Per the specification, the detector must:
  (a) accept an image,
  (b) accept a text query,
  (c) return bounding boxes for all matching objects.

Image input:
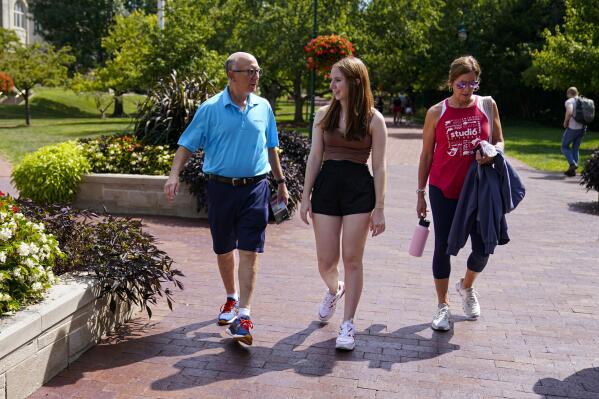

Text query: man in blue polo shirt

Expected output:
[164,52,288,345]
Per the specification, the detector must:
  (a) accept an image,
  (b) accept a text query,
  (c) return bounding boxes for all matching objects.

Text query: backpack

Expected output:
[573,97,595,124]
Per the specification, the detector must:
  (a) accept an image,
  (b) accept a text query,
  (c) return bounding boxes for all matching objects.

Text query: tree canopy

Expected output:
[531,0,599,94]
[0,42,74,125]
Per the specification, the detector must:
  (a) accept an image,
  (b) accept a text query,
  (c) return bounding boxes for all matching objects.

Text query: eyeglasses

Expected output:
[231,68,262,77]
[454,80,479,90]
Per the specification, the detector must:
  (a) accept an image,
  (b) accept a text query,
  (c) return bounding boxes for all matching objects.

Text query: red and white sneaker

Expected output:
[318,281,345,322]
[218,297,238,325]
[335,320,356,351]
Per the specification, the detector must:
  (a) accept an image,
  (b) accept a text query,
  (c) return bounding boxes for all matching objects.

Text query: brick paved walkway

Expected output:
[0,157,16,197]
[18,120,599,398]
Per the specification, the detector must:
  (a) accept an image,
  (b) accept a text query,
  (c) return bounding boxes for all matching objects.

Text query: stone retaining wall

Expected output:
[74,173,205,219]
[0,276,136,399]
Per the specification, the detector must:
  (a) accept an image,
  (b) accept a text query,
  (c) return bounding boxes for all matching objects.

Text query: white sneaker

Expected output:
[318,281,345,322]
[335,320,355,350]
[431,303,452,331]
[456,278,480,319]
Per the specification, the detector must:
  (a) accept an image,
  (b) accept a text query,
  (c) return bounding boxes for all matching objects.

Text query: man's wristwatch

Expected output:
[275,178,286,185]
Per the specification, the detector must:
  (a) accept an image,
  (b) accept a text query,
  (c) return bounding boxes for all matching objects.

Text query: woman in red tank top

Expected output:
[416,56,505,332]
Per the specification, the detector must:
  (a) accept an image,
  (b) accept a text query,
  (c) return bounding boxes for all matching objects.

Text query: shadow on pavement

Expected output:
[45,318,461,392]
[568,201,599,216]
[533,367,599,398]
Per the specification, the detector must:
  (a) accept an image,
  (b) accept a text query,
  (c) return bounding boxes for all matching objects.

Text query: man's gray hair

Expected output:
[224,58,236,73]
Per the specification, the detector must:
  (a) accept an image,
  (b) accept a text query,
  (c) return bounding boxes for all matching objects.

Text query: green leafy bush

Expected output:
[134,70,217,147]
[78,134,174,175]
[580,147,599,196]
[17,201,184,317]
[0,193,62,316]
[11,141,90,204]
[179,130,310,219]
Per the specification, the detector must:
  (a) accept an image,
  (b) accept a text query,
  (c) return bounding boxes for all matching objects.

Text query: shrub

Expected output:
[78,134,174,175]
[134,70,217,148]
[0,193,62,316]
[580,147,599,197]
[11,142,91,204]
[16,201,184,317]
[179,130,310,219]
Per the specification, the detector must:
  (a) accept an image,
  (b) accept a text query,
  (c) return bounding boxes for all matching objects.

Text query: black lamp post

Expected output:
[308,0,317,138]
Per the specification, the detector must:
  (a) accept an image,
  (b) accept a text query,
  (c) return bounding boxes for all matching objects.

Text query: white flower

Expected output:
[17,242,30,257]
[47,271,55,282]
[14,213,24,220]
[0,293,11,301]
[37,265,45,274]
[8,221,17,232]
[33,223,45,232]
[24,258,36,268]
[12,268,21,277]
[29,243,39,255]
[31,282,43,291]
[40,234,48,244]
[0,227,12,241]
[0,251,6,263]
[0,212,7,221]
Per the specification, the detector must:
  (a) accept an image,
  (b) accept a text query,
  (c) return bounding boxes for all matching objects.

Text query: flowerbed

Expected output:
[0,193,61,316]
[78,134,174,175]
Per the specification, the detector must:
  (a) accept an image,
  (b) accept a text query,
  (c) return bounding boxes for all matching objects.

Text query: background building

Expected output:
[1,0,42,44]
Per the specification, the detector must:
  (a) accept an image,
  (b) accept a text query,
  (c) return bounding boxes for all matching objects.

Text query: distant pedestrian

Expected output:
[393,96,403,125]
[416,55,505,332]
[164,52,288,345]
[300,57,387,351]
[561,87,586,177]
[375,95,385,114]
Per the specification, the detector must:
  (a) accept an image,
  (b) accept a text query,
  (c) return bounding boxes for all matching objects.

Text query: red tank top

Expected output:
[429,95,491,199]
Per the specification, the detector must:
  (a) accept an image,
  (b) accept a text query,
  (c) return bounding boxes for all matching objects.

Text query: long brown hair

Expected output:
[319,57,374,141]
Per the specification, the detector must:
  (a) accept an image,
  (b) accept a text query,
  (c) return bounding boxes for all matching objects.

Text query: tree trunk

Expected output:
[24,88,30,126]
[262,82,281,114]
[112,94,124,117]
[293,74,304,124]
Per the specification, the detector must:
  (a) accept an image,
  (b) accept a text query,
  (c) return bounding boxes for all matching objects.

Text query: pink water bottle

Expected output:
[409,218,430,257]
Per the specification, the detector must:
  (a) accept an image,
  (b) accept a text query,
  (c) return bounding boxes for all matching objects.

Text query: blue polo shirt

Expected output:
[178,87,279,178]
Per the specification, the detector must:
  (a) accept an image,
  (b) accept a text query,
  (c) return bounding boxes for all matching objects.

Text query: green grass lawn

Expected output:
[503,121,599,172]
[275,99,311,136]
[0,88,143,163]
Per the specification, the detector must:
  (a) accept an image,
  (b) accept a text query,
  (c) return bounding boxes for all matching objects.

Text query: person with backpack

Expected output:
[562,87,594,177]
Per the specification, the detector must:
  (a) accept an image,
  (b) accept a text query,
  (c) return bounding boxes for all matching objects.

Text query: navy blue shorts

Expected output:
[311,160,375,216]
[205,179,270,255]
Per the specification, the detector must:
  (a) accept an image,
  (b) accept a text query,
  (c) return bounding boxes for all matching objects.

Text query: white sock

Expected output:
[227,293,239,301]
[238,307,250,318]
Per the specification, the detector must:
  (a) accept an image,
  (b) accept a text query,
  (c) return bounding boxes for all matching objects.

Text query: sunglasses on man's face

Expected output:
[454,80,479,90]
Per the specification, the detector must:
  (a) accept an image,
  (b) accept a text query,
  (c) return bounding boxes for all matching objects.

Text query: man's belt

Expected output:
[208,174,267,187]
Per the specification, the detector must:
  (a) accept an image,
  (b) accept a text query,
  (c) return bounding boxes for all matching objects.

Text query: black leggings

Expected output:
[429,185,489,279]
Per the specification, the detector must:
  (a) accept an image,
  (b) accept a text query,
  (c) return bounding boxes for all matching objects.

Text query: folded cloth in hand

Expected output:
[478,140,498,158]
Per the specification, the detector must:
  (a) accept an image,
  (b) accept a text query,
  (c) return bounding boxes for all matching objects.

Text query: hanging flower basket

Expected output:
[0,72,14,95]
[304,35,354,76]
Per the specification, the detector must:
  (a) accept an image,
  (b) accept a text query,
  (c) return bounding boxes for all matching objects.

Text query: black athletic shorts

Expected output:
[311,160,376,216]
